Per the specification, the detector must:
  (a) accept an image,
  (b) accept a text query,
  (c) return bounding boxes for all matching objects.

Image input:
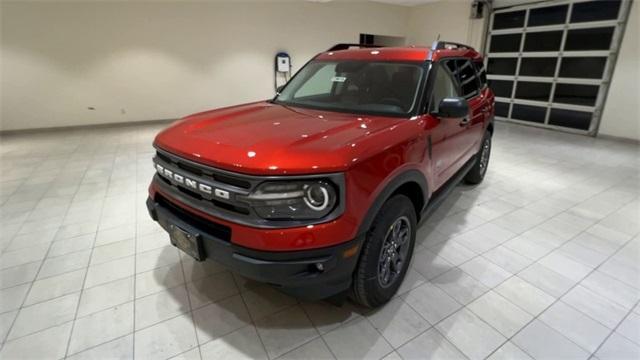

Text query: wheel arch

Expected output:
[356,169,429,237]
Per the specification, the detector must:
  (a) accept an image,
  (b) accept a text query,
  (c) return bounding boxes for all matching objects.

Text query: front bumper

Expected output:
[146,196,363,300]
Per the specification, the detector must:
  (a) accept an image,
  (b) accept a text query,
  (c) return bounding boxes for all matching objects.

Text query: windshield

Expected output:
[274,60,425,116]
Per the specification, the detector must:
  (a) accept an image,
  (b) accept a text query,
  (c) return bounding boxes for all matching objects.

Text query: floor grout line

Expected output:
[396,180,638,359]
[481,221,640,359]
[235,277,281,360]
[0,146,99,352]
[590,298,640,357]
[62,146,115,359]
[176,244,202,360]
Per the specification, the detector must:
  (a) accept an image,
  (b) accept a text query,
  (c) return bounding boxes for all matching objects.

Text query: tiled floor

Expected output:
[0,121,639,360]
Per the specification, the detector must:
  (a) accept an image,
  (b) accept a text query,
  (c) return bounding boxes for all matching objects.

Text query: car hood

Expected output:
[154,101,411,175]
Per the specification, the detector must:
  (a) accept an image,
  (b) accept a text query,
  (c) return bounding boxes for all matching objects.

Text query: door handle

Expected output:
[459,117,470,127]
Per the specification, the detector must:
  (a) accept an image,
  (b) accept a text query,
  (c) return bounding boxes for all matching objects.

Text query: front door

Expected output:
[427,61,471,189]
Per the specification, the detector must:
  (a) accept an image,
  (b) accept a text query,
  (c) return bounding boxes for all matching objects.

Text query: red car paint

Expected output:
[150,46,494,252]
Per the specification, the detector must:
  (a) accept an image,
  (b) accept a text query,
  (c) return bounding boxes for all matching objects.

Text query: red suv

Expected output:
[147,41,494,307]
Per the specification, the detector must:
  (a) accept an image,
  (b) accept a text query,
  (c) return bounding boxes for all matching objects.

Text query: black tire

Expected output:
[351,195,417,308]
[465,130,492,185]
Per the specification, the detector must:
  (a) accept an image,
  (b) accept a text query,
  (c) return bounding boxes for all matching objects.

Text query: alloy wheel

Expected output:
[377,216,411,288]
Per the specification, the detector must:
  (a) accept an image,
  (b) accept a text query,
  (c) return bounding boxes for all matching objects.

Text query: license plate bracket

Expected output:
[169,224,204,261]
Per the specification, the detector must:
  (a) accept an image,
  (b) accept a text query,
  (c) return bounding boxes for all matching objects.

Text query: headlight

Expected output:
[243,180,338,220]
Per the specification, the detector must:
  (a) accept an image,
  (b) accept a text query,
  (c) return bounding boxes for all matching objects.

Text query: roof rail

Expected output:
[430,40,474,51]
[327,43,383,51]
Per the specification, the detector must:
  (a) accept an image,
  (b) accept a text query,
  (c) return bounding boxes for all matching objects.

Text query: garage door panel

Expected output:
[528,4,569,26]
[490,33,523,52]
[558,57,607,79]
[553,83,599,106]
[519,58,558,77]
[570,0,622,23]
[548,109,593,130]
[523,31,564,52]
[564,27,615,51]
[485,0,631,135]
[493,10,527,29]
[515,82,553,102]
[512,104,548,124]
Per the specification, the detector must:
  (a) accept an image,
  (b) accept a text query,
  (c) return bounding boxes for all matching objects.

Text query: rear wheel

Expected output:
[465,130,492,184]
[351,195,417,307]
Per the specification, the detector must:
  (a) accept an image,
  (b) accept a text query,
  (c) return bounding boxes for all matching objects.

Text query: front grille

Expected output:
[157,175,251,216]
[154,148,258,218]
[213,173,251,189]
[157,150,251,189]
[155,151,172,164]
[156,194,231,242]
[177,162,204,177]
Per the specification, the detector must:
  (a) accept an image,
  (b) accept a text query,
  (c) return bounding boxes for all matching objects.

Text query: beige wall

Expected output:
[599,0,639,141]
[6,0,634,140]
[0,1,410,131]
[407,0,486,51]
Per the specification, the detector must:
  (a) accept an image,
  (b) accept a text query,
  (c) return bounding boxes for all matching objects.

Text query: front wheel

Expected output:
[351,195,417,308]
[465,130,492,184]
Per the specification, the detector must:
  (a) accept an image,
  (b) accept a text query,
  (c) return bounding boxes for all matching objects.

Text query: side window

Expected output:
[429,63,460,113]
[445,61,457,73]
[456,60,481,98]
[473,61,487,88]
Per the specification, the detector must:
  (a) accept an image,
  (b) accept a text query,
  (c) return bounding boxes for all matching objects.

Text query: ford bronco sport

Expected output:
[147,41,494,307]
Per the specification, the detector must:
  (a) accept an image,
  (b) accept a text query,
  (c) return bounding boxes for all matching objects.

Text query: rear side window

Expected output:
[473,61,487,88]
[443,59,481,99]
[456,60,481,98]
[429,63,460,113]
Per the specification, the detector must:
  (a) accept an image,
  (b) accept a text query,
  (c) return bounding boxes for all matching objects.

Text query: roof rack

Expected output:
[431,40,474,51]
[327,43,383,51]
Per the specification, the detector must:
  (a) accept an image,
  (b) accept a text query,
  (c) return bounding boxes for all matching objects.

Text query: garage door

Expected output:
[485,0,632,135]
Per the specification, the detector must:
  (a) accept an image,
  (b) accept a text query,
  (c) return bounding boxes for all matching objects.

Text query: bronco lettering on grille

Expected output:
[155,163,229,199]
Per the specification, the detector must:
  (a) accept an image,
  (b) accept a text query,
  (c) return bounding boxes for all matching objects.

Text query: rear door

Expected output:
[473,60,494,124]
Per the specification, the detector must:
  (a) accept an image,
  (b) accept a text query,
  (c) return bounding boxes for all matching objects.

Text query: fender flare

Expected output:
[356,169,429,236]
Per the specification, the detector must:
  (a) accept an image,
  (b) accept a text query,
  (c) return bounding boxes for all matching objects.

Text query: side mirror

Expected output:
[434,97,469,118]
